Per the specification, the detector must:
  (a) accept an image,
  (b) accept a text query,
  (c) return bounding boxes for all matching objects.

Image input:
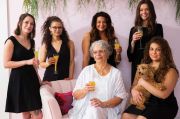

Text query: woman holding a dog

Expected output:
[122,37,178,119]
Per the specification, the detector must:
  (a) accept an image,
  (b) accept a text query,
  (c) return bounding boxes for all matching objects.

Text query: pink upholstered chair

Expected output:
[40,80,76,119]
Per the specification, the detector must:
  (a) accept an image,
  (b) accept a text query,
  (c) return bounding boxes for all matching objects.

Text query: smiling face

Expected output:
[92,44,108,63]
[49,21,63,37]
[140,3,150,22]
[149,43,161,62]
[21,16,34,35]
[96,16,107,32]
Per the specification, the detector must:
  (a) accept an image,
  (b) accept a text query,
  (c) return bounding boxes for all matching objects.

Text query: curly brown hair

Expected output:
[41,16,69,50]
[141,37,178,82]
[90,11,116,45]
[135,0,156,35]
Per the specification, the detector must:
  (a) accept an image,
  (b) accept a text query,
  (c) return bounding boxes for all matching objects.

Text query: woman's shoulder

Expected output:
[168,67,179,75]
[68,39,74,46]
[83,32,91,39]
[155,23,163,28]
[5,35,16,44]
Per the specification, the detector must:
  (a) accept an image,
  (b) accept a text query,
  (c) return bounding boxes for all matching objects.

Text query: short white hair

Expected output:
[89,40,112,58]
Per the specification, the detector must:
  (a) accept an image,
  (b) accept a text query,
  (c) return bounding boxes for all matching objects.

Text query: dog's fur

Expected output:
[130,64,166,110]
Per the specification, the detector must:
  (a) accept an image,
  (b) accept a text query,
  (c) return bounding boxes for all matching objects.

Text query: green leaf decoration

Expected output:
[22,0,180,23]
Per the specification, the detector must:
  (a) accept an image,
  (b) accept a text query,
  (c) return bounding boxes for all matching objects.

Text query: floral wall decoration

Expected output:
[23,0,180,23]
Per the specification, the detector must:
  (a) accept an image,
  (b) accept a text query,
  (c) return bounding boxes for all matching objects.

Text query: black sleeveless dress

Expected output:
[88,39,116,67]
[43,40,70,81]
[124,92,178,119]
[5,36,42,113]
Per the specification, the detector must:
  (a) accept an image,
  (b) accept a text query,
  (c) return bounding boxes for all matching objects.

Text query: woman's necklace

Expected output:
[94,63,108,76]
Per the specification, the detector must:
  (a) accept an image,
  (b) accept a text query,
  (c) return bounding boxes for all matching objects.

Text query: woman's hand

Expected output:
[47,57,55,65]
[131,87,143,105]
[41,81,52,87]
[26,58,39,67]
[84,83,95,92]
[64,77,74,80]
[90,98,104,107]
[132,32,143,42]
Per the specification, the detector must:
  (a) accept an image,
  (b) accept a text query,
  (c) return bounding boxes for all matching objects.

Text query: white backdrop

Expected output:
[1,0,180,119]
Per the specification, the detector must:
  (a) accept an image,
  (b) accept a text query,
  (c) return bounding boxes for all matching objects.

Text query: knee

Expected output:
[121,112,131,119]
[31,110,43,119]
[22,112,31,119]
[136,115,147,119]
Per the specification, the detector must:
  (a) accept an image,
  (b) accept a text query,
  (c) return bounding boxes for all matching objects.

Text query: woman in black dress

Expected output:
[82,11,122,68]
[3,13,42,119]
[127,0,163,84]
[39,16,75,81]
[122,37,178,119]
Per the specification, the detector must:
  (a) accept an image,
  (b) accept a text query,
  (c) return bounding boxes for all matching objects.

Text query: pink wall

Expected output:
[2,0,180,118]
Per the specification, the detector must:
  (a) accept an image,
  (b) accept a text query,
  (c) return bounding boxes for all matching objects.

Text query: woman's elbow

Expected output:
[3,62,10,68]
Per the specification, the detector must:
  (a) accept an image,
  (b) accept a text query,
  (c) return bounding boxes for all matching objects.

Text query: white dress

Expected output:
[68,64,127,119]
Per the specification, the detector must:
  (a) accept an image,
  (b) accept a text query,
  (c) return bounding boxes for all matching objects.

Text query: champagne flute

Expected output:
[53,54,59,74]
[137,26,144,49]
[114,39,121,62]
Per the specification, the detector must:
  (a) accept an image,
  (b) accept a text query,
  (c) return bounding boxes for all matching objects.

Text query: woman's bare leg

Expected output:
[136,115,147,119]
[30,110,43,119]
[22,112,31,119]
[121,112,137,119]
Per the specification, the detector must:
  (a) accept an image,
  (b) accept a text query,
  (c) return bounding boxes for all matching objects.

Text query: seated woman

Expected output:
[69,40,127,119]
[122,37,179,119]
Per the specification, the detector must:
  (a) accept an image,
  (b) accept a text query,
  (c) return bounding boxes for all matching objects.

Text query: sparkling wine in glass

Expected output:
[53,54,59,74]
[89,81,96,91]
[114,39,121,63]
[137,26,144,49]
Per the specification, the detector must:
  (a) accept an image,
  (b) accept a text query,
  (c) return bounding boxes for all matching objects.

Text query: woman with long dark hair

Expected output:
[39,16,75,81]
[82,11,122,68]
[127,0,163,84]
[123,37,178,119]
[3,13,43,119]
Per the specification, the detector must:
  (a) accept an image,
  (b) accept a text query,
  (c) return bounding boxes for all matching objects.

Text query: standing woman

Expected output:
[3,13,42,119]
[39,16,75,81]
[127,0,163,84]
[82,11,122,68]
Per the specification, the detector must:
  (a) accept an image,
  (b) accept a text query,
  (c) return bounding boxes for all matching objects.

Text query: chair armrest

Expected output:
[40,85,63,119]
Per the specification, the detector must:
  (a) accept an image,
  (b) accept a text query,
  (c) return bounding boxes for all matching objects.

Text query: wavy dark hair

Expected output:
[141,37,179,82]
[41,16,69,50]
[90,11,116,45]
[135,0,156,35]
[14,13,36,39]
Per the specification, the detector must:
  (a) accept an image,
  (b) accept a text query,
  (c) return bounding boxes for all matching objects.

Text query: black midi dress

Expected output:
[5,36,42,113]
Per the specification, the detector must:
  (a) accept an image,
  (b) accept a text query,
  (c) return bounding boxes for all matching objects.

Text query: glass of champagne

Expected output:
[53,54,59,74]
[34,50,39,59]
[137,26,144,49]
[89,81,96,91]
[114,39,121,62]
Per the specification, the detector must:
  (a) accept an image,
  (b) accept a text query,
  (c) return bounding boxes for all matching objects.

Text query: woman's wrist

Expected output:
[131,40,135,47]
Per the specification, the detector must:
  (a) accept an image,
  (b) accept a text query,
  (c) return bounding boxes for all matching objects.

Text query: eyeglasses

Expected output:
[93,50,105,55]
[51,26,62,30]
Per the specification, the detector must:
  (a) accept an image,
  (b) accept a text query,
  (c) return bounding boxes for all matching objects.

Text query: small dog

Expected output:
[130,64,166,110]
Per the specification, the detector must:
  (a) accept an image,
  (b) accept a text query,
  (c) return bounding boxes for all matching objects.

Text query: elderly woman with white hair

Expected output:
[68,40,127,119]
